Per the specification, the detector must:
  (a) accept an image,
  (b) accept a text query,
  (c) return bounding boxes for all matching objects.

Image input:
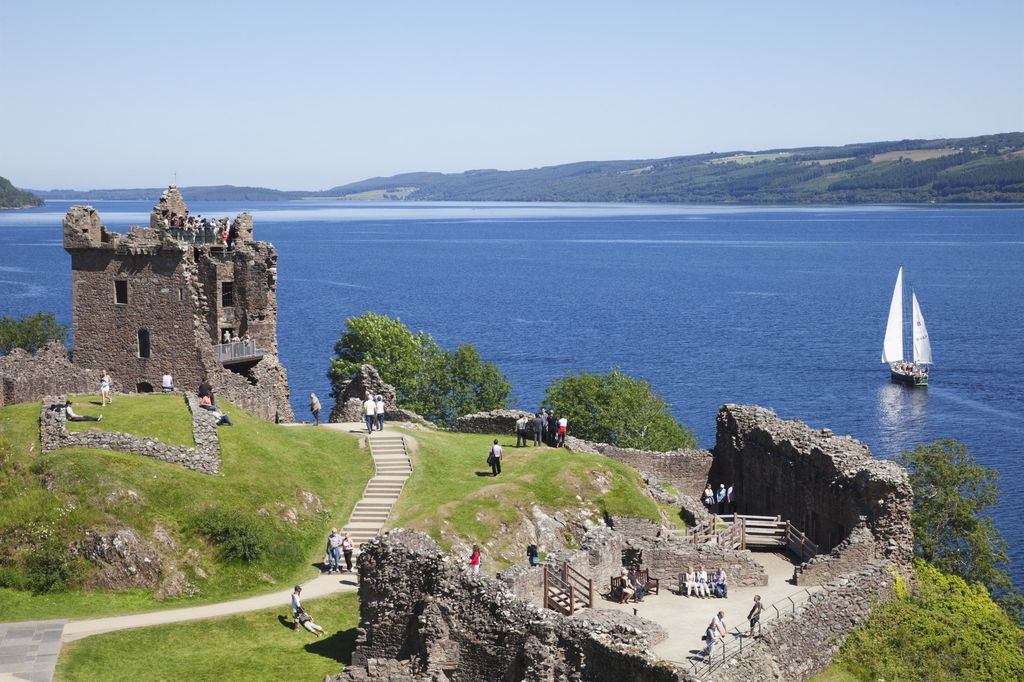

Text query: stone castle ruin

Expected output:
[340,405,913,681]
[58,186,292,421]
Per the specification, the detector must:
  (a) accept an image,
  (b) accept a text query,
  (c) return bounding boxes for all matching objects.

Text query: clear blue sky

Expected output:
[2,1,1021,190]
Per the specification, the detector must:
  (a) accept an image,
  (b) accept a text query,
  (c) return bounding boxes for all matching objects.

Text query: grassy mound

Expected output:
[0,398,373,620]
[55,592,360,681]
[64,392,195,447]
[388,429,660,568]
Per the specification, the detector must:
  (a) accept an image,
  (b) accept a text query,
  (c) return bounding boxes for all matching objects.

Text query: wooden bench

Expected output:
[609,569,660,602]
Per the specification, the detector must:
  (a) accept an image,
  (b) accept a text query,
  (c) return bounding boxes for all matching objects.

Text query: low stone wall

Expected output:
[564,436,713,500]
[712,404,913,574]
[794,522,879,586]
[644,544,768,588]
[0,342,105,407]
[40,393,221,475]
[335,529,685,682]
[451,408,536,435]
[713,562,897,682]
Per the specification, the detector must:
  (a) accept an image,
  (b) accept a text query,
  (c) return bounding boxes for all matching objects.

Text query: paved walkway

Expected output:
[591,551,815,667]
[0,620,64,682]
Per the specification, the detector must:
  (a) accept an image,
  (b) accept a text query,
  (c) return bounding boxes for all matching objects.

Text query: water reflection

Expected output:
[876,383,930,456]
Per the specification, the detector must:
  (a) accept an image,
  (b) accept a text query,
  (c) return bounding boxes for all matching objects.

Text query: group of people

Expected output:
[162,214,238,249]
[682,566,728,598]
[362,393,386,433]
[198,377,232,426]
[64,370,116,422]
[702,596,763,661]
[514,408,568,448]
[221,330,250,345]
[703,483,736,516]
[324,528,355,574]
[616,567,650,603]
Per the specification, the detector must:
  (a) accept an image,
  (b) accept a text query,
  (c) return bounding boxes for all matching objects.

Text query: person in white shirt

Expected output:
[290,585,324,636]
[696,566,710,598]
[161,373,174,392]
[557,416,568,447]
[363,396,376,434]
[374,394,385,431]
[65,400,101,422]
[684,566,699,597]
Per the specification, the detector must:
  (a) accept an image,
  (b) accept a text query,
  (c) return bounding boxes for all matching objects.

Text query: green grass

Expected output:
[65,392,195,446]
[389,429,659,568]
[0,399,373,620]
[54,592,359,682]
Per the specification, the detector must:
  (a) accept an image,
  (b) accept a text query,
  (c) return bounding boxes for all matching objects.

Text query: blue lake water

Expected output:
[2,200,1023,583]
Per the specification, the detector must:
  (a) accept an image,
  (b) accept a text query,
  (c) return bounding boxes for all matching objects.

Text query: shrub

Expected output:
[193,510,267,564]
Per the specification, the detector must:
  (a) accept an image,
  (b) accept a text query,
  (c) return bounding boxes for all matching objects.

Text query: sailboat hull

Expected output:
[890,367,928,387]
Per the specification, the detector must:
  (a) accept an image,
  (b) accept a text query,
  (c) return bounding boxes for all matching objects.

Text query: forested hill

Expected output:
[32,185,302,202]
[325,132,1024,204]
[0,176,44,209]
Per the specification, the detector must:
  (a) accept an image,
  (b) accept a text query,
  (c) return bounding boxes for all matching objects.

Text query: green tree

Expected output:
[0,312,67,355]
[327,313,511,426]
[543,370,696,451]
[327,313,432,402]
[897,439,1023,621]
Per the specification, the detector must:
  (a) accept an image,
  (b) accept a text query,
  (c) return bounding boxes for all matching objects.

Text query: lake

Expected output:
[2,200,1023,583]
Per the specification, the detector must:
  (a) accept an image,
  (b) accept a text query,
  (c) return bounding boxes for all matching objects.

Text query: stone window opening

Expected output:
[137,382,153,393]
[221,281,235,307]
[114,280,128,305]
[137,329,151,358]
[178,288,184,301]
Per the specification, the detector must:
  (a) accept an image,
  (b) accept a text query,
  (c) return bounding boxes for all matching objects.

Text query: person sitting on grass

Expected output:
[65,400,101,422]
[209,407,232,426]
[290,585,325,637]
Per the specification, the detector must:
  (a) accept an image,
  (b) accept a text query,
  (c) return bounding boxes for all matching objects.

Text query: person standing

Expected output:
[557,415,567,447]
[532,412,544,446]
[704,621,720,661]
[703,485,715,512]
[325,528,342,574]
[747,595,763,637]
[716,484,727,515]
[546,411,557,446]
[99,371,112,406]
[488,439,503,476]
[362,394,376,434]
[527,543,540,567]
[468,545,481,575]
[713,610,727,637]
[726,483,736,514]
[341,533,354,572]
[310,392,322,426]
[539,408,548,445]
[374,394,385,431]
[515,415,528,447]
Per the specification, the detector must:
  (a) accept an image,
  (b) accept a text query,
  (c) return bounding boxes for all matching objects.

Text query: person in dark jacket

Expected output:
[532,413,545,446]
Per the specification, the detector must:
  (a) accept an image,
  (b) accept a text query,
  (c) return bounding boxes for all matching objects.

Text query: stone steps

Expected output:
[340,432,413,552]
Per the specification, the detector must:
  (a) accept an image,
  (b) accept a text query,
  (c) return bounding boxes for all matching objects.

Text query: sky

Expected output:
[1,1,1021,190]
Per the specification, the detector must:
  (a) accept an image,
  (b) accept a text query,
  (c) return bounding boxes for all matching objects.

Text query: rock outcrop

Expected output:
[328,364,397,423]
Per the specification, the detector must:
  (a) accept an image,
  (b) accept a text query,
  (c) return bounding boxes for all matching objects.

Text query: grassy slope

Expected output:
[0,399,373,620]
[388,429,659,568]
[55,592,360,682]
[64,392,195,447]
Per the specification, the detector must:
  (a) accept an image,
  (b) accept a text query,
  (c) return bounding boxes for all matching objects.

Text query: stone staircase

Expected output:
[341,432,413,548]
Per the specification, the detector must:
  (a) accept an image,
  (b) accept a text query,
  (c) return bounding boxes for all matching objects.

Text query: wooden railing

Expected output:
[543,562,593,616]
[784,522,818,561]
[687,514,817,562]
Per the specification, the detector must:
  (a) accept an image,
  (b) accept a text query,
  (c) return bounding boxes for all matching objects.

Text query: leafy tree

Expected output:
[327,313,510,426]
[897,439,1024,621]
[543,370,696,451]
[327,312,431,402]
[0,312,67,355]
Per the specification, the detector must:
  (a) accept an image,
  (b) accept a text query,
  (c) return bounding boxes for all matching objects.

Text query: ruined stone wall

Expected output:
[712,405,913,576]
[0,343,103,406]
[713,562,897,682]
[336,529,685,682]
[62,192,293,422]
[451,408,537,435]
[328,365,398,423]
[564,436,713,501]
[40,393,221,475]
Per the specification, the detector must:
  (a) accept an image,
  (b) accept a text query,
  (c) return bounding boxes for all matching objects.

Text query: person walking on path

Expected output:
[704,621,721,661]
[99,371,112,406]
[747,595,763,637]
[374,394,385,431]
[488,439,503,476]
[716,484,727,515]
[325,528,342,574]
[65,400,102,422]
[341,533,354,572]
[362,394,376,434]
[515,415,528,447]
[468,545,481,575]
[532,413,544,446]
[310,392,322,426]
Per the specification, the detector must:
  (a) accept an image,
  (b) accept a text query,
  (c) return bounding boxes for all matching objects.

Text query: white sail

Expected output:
[912,291,932,365]
[882,267,904,363]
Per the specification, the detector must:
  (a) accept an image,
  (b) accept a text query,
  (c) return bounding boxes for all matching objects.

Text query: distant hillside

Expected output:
[33,185,304,202]
[0,176,43,208]
[325,132,1024,204]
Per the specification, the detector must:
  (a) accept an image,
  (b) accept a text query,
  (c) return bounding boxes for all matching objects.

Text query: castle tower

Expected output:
[63,187,293,421]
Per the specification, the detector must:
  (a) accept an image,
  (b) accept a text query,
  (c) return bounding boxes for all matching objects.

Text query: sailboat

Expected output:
[882,266,932,386]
